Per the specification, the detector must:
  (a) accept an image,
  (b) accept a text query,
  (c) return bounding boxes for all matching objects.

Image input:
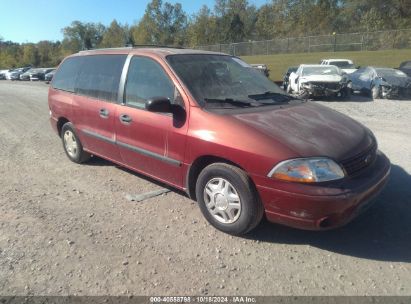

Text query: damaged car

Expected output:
[398,61,411,77]
[250,64,270,77]
[349,67,411,100]
[282,66,298,90]
[320,59,358,74]
[287,64,351,98]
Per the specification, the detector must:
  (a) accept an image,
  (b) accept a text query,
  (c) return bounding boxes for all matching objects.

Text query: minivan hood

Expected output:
[232,102,373,161]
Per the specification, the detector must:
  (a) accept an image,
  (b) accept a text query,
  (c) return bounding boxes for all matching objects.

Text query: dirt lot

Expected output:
[0,81,410,296]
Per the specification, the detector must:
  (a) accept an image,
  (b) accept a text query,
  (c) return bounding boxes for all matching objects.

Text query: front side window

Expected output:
[166,54,288,108]
[124,57,175,109]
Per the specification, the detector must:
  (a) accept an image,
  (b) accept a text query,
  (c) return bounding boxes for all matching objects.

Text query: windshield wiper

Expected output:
[204,98,261,107]
[248,91,295,102]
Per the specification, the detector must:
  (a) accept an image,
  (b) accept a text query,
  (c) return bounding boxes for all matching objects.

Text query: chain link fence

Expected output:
[195,29,411,56]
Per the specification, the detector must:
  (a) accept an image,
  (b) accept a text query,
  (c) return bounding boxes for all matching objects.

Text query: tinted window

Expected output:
[167,55,285,107]
[75,55,127,102]
[329,61,355,68]
[52,57,83,92]
[401,61,411,68]
[124,57,174,109]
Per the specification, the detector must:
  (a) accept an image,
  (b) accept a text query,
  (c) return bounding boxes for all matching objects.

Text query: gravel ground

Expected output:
[0,81,410,296]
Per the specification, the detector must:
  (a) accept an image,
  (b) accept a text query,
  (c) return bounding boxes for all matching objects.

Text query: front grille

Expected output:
[311,82,340,90]
[340,142,377,176]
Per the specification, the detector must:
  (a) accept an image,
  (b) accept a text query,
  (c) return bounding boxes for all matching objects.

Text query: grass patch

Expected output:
[242,49,411,81]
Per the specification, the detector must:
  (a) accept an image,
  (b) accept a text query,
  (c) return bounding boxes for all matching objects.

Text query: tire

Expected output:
[195,163,264,235]
[371,85,380,100]
[61,122,91,164]
[341,85,352,99]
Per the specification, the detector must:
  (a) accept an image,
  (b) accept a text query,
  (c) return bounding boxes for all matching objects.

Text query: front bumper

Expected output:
[381,85,411,99]
[253,151,391,230]
[301,82,347,97]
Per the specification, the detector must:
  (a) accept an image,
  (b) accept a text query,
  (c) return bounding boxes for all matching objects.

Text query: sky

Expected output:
[0,0,269,43]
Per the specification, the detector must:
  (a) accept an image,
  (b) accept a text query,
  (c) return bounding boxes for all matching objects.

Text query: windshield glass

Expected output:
[376,68,407,78]
[329,61,355,68]
[166,54,288,107]
[302,66,340,76]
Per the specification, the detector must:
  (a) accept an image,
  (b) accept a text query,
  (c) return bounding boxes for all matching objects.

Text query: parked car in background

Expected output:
[398,61,411,77]
[6,67,31,80]
[349,66,411,99]
[20,68,36,81]
[250,64,270,77]
[49,47,390,235]
[282,66,297,90]
[45,69,56,83]
[0,69,8,80]
[288,64,351,98]
[320,59,357,74]
[30,68,55,81]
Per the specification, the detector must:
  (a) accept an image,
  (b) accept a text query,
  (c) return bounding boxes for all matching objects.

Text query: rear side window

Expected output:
[75,55,127,102]
[52,57,83,92]
[124,57,174,109]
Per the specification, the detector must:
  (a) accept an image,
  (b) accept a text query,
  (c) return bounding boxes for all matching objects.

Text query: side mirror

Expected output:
[145,97,172,113]
[356,66,361,69]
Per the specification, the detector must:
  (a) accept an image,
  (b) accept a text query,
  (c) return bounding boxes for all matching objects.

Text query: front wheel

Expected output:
[341,85,352,99]
[61,122,91,163]
[195,163,264,235]
[286,84,292,94]
[371,85,380,100]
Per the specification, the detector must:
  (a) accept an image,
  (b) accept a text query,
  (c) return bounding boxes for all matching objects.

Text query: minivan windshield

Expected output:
[166,54,292,108]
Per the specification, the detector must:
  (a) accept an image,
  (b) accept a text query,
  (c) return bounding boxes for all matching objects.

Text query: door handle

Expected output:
[119,114,132,124]
[99,108,109,118]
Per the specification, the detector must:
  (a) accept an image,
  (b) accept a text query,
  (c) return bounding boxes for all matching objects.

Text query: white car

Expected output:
[0,69,9,80]
[320,59,357,74]
[5,67,31,80]
[288,64,351,98]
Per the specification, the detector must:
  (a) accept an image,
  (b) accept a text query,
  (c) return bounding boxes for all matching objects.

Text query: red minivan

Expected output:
[48,47,390,235]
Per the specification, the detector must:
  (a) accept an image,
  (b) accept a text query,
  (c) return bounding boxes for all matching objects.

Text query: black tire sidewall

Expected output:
[371,85,380,99]
[195,164,260,235]
[61,123,87,163]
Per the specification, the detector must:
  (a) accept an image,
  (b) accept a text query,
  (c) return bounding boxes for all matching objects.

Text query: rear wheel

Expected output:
[195,163,264,235]
[61,122,91,164]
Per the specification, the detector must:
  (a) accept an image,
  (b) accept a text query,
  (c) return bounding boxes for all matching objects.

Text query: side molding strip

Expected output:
[82,129,181,167]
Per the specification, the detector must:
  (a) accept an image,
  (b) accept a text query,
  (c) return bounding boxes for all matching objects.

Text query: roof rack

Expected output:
[79,44,185,53]
[131,44,185,49]
[79,46,132,53]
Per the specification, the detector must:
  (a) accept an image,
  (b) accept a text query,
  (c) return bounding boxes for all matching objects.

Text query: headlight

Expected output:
[268,158,345,183]
[301,83,311,88]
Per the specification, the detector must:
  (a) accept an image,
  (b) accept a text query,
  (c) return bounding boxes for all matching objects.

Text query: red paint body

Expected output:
[49,48,390,230]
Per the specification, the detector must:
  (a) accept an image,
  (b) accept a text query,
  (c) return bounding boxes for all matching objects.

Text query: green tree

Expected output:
[22,44,40,66]
[62,21,106,51]
[131,0,187,46]
[100,20,127,48]
[187,5,218,46]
